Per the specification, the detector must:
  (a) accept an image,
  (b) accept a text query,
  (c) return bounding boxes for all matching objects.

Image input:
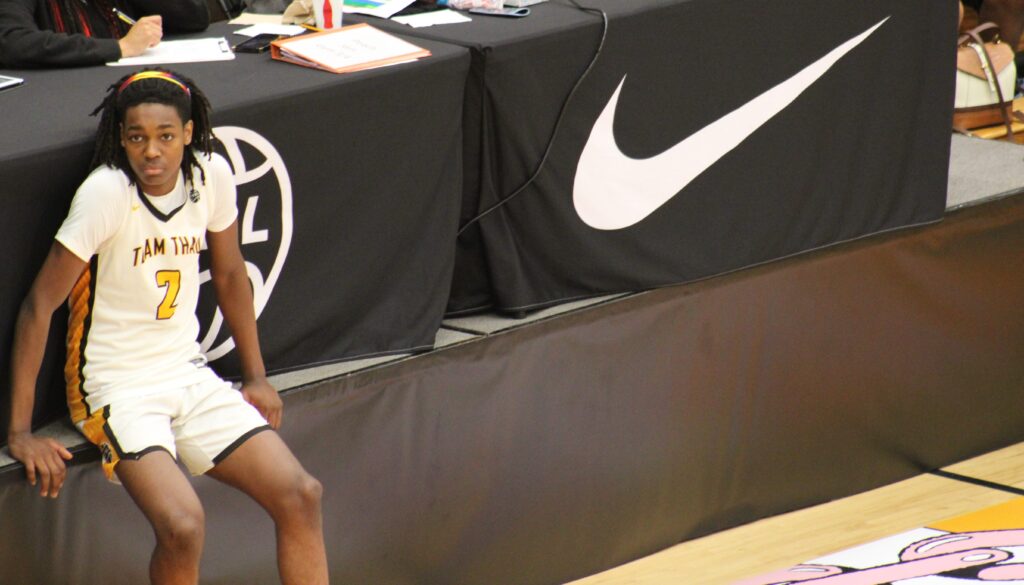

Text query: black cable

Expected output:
[456,0,609,236]
[929,469,1024,496]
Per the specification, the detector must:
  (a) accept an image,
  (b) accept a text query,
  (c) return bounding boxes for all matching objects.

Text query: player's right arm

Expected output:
[7,242,88,498]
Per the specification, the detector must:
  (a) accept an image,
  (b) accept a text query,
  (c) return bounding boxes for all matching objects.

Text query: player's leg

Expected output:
[206,430,327,585]
[174,374,326,584]
[116,450,205,585]
[79,393,204,585]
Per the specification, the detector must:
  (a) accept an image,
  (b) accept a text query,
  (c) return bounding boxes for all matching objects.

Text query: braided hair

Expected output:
[90,68,215,188]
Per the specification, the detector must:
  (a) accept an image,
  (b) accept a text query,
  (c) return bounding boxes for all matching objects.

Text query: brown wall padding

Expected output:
[1,196,1023,584]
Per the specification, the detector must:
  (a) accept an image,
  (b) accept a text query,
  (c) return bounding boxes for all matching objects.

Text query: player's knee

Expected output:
[295,472,323,513]
[277,472,322,521]
[155,507,205,553]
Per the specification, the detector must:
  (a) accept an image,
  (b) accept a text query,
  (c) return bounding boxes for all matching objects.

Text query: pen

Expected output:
[112,7,137,26]
[300,23,322,33]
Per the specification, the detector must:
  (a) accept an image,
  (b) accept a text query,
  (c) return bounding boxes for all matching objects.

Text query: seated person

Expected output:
[7,68,328,583]
[0,0,209,68]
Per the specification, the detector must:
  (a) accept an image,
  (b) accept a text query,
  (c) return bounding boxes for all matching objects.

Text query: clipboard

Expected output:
[270,23,430,74]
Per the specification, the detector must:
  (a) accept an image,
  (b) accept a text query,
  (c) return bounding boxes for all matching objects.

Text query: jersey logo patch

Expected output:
[100,443,113,464]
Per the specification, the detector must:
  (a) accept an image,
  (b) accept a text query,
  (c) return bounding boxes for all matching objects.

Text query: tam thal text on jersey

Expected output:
[132,235,204,266]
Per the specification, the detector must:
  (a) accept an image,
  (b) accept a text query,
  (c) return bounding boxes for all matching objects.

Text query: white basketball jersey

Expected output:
[57,154,237,423]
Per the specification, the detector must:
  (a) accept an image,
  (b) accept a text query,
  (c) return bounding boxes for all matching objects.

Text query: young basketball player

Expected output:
[6,68,328,585]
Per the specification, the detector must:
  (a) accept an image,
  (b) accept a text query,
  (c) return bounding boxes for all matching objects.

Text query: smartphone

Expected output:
[232,33,279,54]
[0,74,25,92]
[468,6,530,17]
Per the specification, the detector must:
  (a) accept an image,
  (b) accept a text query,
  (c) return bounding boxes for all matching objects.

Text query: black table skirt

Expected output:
[355,0,955,313]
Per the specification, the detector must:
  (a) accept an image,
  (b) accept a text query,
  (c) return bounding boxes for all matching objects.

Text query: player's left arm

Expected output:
[207,221,282,429]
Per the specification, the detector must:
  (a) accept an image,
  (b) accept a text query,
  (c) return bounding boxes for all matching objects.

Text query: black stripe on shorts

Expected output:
[212,425,273,466]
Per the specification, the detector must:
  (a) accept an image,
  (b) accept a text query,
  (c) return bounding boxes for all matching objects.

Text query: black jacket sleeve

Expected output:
[0,0,210,68]
[0,0,121,68]
[126,0,210,33]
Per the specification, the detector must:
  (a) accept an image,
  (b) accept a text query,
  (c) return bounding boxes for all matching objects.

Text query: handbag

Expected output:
[954,23,1017,135]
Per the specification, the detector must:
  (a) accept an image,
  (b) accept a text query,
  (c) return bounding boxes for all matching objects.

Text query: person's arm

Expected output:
[128,0,210,33]
[207,222,282,429]
[0,0,120,67]
[0,0,163,67]
[7,243,87,498]
[118,16,163,59]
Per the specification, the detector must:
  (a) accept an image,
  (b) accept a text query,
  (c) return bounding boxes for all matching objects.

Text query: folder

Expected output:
[270,23,430,74]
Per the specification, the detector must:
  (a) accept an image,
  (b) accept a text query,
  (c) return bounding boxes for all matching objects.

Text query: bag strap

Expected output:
[959,22,1001,46]
[962,23,1015,139]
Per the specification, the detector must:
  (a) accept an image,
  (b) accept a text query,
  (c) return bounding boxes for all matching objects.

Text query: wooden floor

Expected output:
[567,441,1024,585]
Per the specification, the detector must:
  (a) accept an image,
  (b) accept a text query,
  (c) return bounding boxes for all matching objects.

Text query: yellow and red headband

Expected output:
[117,71,190,98]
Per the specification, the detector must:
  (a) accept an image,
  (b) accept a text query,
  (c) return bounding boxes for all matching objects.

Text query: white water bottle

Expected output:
[438,0,504,9]
[313,0,343,29]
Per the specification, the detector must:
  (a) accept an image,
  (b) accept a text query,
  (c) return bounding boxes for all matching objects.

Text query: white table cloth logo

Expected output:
[200,126,293,361]
[573,18,888,231]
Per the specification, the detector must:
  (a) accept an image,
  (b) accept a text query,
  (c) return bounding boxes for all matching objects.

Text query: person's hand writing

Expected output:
[7,432,73,498]
[118,16,163,58]
[241,378,283,430]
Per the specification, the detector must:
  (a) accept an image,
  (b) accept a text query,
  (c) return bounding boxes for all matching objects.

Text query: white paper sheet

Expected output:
[233,24,307,37]
[108,38,235,66]
[393,9,471,27]
[228,12,286,25]
[342,0,416,19]
[0,75,24,91]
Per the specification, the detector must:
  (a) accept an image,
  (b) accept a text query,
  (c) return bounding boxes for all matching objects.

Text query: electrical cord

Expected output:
[456,0,609,236]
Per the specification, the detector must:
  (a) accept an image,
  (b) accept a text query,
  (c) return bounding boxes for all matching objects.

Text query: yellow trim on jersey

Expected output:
[65,266,92,424]
[79,407,120,480]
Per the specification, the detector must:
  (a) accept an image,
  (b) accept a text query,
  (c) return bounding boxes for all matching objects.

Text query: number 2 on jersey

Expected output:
[155,270,181,320]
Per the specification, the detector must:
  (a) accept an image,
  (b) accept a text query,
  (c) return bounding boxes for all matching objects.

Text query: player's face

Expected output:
[120,103,194,197]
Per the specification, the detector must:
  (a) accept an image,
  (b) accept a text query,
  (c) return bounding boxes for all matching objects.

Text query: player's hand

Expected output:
[7,432,73,498]
[117,15,163,58]
[241,378,282,430]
